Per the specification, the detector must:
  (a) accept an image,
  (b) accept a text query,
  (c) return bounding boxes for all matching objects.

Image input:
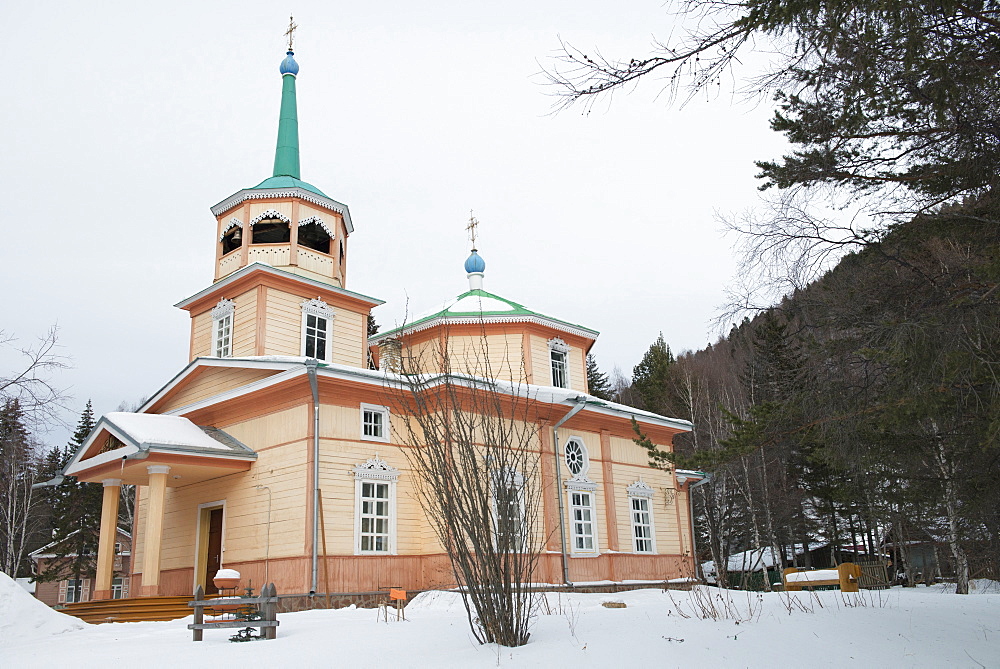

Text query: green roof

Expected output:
[250,175,327,197]
[374,288,599,340]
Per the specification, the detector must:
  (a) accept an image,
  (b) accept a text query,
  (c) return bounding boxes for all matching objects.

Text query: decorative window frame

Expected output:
[298,216,336,239]
[548,337,570,388]
[360,403,390,443]
[211,299,235,358]
[249,209,291,226]
[219,218,244,241]
[301,298,335,362]
[627,480,657,554]
[353,455,399,555]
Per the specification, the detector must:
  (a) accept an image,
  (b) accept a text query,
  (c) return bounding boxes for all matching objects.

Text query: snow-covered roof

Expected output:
[138,356,693,433]
[63,413,255,478]
[103,413,232,450]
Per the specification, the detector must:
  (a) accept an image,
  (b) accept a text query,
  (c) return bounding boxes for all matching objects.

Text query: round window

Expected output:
[564,439,587,475]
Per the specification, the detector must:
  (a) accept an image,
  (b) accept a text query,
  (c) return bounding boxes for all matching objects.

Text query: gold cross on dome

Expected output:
[466,211,479,249]
[285,15,298,50]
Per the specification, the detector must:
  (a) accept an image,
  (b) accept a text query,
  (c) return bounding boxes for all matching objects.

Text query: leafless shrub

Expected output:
[388,328,542,647]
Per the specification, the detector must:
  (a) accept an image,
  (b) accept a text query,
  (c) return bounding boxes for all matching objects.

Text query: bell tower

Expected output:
[175,29,383,367]
[210,37,353,289]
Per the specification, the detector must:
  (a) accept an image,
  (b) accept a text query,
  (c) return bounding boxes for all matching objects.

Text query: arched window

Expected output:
[250,210,291,244]
[221,226,242,255]
[252,218,290,244]
[298,217,333,254]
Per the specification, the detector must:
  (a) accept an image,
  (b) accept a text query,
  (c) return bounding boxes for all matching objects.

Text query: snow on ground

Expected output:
[2,578,997,668]
[0,571,86,642]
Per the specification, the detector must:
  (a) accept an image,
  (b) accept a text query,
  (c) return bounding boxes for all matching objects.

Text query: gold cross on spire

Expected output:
[466,211,480,250]
[285,15,298,50]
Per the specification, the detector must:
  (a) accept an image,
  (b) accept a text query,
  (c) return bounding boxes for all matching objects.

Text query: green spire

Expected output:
[273,50,301,179]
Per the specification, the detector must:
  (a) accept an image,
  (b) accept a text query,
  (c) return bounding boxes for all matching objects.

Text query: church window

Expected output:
[492,469,526,552]
[361,404,390,442]
[570,491,597,553]
[211,299,236,358]
[548,338,570,388]
[627,480,656,553]
[564,438,588,476]
[298,217,333,254]
[301,298,334,362]
[250,210,291,244]
[353,456,399,555]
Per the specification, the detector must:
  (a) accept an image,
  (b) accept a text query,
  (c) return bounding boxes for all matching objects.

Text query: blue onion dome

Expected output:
[280,50,299,75]
[464,249,486,273]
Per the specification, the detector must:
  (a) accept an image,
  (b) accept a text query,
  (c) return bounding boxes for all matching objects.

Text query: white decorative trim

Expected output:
[102,478,122,487]
[352,455,400,481]
[548,337,569,353]
[567,488,600,555]
[298,216,335,238]
[370,315,600,343]
[564,475,598,492]
[210,188,354,233]
[353,455,398,555]
[211,298,235,321]
[250,209,291,226]
[147,464,171,475]
[300,297,334,318]
[627,479,655,499]
[219,218,243,241]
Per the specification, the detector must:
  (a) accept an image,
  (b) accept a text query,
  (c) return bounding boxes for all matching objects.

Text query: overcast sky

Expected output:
[1,1,788,447]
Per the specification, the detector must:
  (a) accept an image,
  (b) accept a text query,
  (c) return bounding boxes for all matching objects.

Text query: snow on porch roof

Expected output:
[102,412,238,451]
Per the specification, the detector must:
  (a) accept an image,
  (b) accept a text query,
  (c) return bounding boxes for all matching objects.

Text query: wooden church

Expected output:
[63,41,701,604]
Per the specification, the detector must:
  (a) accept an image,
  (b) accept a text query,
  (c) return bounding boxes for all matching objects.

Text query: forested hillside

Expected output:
[625,199,1000,592]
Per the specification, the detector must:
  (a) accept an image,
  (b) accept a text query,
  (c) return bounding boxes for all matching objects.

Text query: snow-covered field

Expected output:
[2,572,997,668]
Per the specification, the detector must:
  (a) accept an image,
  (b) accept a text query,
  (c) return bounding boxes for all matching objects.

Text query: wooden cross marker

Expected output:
[285,15,298,50]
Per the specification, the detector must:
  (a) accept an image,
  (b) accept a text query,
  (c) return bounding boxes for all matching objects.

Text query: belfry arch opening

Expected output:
[299,221,331,254]
[221,226,242,255]
[252,217,291,244]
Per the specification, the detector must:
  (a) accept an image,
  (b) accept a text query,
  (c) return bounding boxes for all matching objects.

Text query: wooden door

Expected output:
[204,508,224,594]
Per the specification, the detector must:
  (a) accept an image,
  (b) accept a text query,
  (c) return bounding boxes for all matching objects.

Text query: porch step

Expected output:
[62,596,196,623]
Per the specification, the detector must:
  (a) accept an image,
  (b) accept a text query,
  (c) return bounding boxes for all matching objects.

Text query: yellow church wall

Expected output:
[609,434,656,467]
[188,287,259,359]
[444,333,528,384]
[608,464,683,556]
[191,311,213,360]
[157,367,278,413]
[264,288,366,366]
[528,334,587,393]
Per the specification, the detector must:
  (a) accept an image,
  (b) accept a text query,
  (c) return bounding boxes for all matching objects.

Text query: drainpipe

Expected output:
[552,396,587,587]
[677,471,712,582]
[305,358,320,596]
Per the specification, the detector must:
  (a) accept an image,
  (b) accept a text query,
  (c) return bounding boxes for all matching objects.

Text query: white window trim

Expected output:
[211,299,235,358]
[627,480,657,554]
[567,488,600,556]
[301,298,335,362]
[353,456,399,555]
[548,337,570,388]
[360,403,390,443]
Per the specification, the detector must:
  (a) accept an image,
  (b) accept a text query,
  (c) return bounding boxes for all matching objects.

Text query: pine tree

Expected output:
[631,333,675,413]
[37,401,104,584]
[585,354,613,400]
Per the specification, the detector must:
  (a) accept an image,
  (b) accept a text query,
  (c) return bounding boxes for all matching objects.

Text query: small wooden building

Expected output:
[62,46,700,602]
